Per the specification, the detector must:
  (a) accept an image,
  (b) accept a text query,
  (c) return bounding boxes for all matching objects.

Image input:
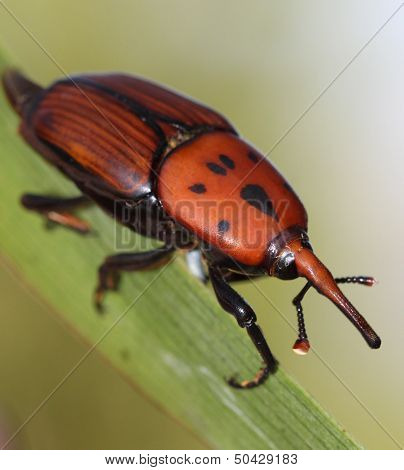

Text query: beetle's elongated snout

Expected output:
[290,240,381,349]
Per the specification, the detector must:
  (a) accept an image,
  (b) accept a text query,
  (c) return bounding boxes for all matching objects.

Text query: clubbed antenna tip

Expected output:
[293,338,310,355]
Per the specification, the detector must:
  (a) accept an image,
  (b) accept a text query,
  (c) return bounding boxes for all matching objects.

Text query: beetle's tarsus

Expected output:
[94,289,106,313]
[227,364,275,389]
[94,270,120,312]
[106,271,121,291]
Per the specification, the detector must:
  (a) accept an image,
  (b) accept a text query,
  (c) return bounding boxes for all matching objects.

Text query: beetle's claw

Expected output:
[94,272,121,313]
[94,289,106,313]
[227,364,274,389]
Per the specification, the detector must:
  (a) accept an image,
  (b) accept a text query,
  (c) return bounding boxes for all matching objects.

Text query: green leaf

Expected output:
[0,51,359,450]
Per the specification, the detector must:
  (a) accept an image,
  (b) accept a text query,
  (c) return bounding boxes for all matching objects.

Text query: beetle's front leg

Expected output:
[95,245,175,311]
[209,267,277,389]
[21,193,91,234]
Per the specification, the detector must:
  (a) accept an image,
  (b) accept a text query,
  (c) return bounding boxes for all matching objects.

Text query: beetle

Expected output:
[2,69,381,389]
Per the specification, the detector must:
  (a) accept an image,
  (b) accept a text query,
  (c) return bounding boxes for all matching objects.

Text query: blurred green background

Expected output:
[0,0,403,449]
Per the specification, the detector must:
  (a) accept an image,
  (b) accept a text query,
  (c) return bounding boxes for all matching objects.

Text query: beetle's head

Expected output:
[266,228,381,351]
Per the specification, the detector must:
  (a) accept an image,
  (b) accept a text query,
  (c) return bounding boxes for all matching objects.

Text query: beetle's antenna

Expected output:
[291,241,381,349]
[292,281,311,355]
[290,276,376,354]
[335,275,377,287]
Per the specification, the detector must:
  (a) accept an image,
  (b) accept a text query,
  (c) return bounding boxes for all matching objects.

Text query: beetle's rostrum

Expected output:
[1,69,381,389]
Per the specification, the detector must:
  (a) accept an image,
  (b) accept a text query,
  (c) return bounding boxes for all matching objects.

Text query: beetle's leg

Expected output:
[95,245,175,311]
[209,267,277,389]
[185,248,208,284]
[292,276,376,353]
[21,193,91,234]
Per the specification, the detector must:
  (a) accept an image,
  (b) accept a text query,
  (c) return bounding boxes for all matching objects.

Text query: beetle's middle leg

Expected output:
[21,193,91,234]
[95,245,175,311]
[209,267,277,389]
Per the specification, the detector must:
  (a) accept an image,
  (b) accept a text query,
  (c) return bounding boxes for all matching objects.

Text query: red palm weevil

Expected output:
[2,70,381,388]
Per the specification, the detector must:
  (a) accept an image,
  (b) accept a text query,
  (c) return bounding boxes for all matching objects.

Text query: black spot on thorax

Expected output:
[189,183,206,194]
[217,219,230,234]
[248,151,260,163]
[219,154,235,169]
[240,184,279,221]
[206,162,227,175]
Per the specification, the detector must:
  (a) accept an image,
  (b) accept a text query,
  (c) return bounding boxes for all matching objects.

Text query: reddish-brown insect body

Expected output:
[2,70,381,389]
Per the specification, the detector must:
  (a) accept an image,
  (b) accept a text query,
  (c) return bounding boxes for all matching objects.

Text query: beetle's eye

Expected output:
[274,250,298,280]
[301,238,313,251]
